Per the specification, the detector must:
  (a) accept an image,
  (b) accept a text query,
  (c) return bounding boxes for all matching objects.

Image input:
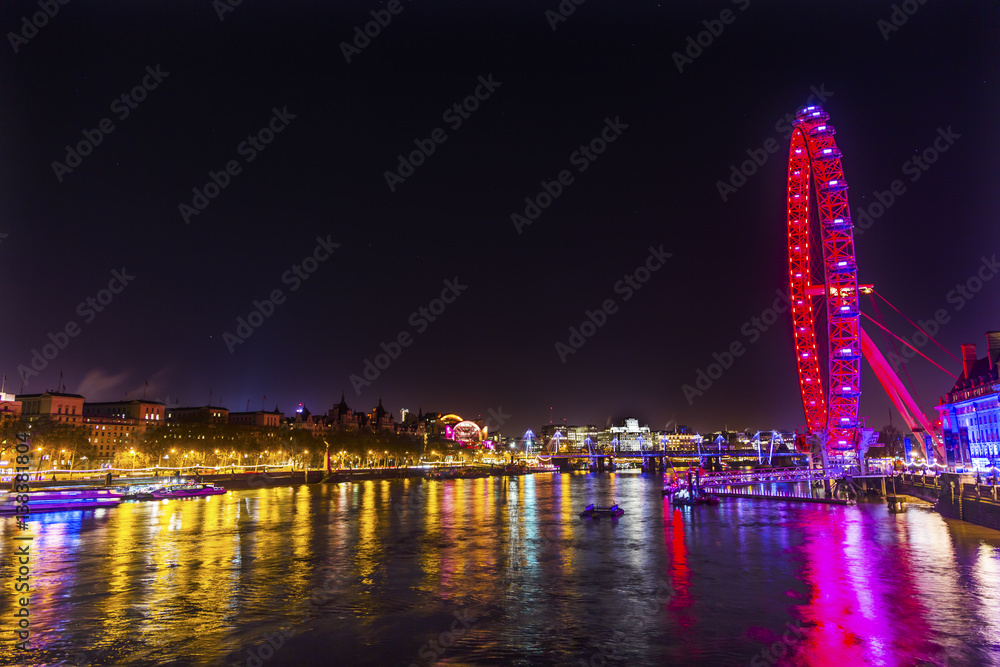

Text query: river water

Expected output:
[2,472,999,666]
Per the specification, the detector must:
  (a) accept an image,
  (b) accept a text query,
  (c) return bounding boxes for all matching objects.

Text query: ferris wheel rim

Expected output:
[786,105,862,452]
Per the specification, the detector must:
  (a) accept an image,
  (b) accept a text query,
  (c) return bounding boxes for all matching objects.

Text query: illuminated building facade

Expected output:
[0,391,21,419]
[937,333,1000,468]
[230,409,283,428]
[658,430,701,451]
[167,405,230,424]
[328,394,363,431]
[606,418,652,452]
[565,425,600,451]
[84,399,165,433]
[16,391,85,424]
[368,398,396,431]
[83,415,138,465]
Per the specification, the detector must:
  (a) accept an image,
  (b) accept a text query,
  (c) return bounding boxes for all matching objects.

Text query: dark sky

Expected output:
[2,0,998,437]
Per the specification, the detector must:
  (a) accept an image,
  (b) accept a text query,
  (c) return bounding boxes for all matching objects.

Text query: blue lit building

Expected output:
[936,332,1000,469]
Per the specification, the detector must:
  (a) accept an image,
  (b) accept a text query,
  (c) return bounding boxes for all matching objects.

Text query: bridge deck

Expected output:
[714,491,852,505]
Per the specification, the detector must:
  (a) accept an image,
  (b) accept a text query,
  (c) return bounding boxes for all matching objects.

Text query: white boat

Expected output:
[150,483,227,499]
[0,487,122,514]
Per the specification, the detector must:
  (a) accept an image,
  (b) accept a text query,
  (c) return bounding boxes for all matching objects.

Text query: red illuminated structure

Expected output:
[786,105,946,461]
[786,105,861,455]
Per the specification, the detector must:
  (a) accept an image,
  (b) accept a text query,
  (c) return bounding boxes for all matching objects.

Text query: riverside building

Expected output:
[937,332,1000,469]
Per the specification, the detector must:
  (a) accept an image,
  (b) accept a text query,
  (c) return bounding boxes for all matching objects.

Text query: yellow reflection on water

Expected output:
[972,542,1000,645]
[415,479,443,593]
[355,481,379,586]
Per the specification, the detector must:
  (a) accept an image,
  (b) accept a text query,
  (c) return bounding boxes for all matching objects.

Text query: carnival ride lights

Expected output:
[452,420,483,443]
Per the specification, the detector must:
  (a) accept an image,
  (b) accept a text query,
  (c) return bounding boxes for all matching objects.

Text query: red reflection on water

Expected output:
[666,505,693,630]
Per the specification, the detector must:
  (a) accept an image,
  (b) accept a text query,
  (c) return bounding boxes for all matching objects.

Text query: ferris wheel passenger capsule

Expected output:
[819,178,848,192]
[816,147,842,161]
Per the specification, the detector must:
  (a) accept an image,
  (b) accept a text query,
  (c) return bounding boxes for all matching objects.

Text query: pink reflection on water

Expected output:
[786,507,939,667]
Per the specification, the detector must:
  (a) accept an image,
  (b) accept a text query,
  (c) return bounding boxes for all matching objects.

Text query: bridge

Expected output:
[696,464,889,488]
[520,429,807,469]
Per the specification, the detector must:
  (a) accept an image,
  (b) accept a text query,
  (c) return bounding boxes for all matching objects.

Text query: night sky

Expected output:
[2,1,998,437]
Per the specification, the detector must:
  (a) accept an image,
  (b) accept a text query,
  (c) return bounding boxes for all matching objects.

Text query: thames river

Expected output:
[2,473,1000,666]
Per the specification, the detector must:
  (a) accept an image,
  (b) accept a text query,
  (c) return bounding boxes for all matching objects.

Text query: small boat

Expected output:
[662,483,681,496]
[0,487,122,514]
[580,503,624,519]
[150,483,227,499]
[671,488,720,506]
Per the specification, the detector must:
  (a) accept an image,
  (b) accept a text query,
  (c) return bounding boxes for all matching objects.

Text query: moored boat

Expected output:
[150,483,227,499]
[580,503,624,519]
[0,487,122,514]
[671,488,720,506]
[116,485,158,501]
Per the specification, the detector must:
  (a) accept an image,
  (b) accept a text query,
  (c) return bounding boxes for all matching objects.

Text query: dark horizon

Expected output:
[2,1,998,437]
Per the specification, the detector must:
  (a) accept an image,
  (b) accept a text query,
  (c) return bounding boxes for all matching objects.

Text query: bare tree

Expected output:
[879,424,905,457]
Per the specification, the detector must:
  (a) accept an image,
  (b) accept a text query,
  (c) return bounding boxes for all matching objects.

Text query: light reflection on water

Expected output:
[0,474,998,666]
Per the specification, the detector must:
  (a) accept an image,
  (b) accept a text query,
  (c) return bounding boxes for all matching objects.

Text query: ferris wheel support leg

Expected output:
[815,435,832,495]
[859,327,946,462]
